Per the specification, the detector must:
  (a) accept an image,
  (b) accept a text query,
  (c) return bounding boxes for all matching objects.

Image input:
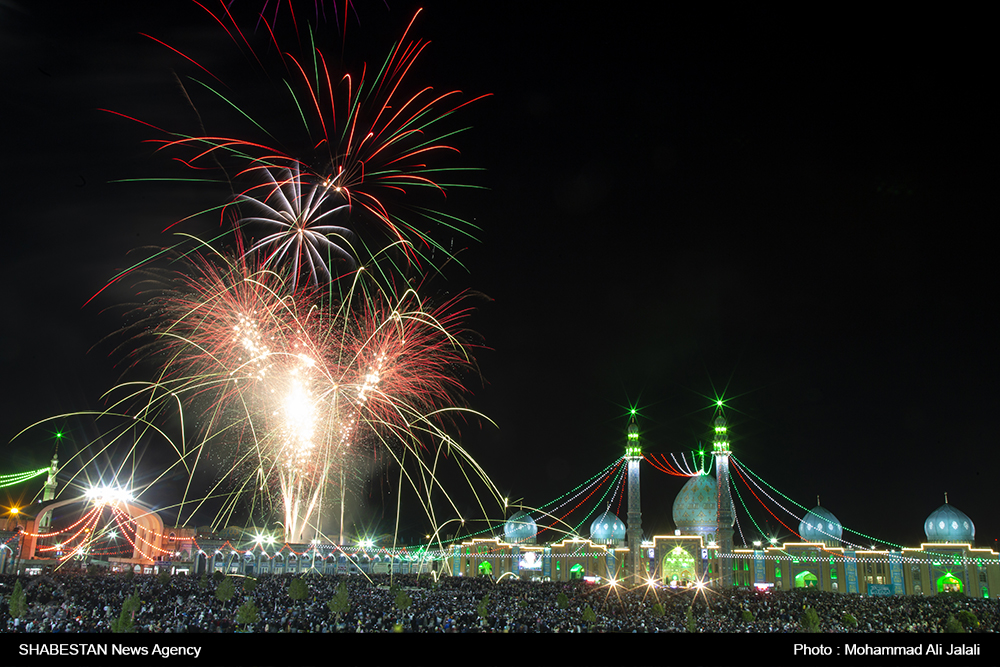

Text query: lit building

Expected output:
[4,422,999,598]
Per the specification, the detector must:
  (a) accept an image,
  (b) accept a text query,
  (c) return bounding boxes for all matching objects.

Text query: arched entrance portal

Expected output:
[21,495,165,564]
[936,573,963,593]
[795,570,818,588]
[662,547,695,586]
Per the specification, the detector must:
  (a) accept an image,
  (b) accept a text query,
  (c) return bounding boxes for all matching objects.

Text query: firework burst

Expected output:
[111,4,487,277]
[113,245,494,543]
[236,163,355,290]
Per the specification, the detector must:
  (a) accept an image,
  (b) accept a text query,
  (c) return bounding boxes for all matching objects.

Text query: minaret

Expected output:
[712,404,735,587]
[625,415,643,583]
[39,445,59,530]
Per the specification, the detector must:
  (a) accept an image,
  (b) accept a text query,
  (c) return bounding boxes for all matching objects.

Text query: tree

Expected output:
[476,594,490,620]
[242,577,257,594]
[742,609,755,623]
[581,604,597,630]
[842,613,858,628]
[288,576,308,601]
[957,610,979,630]
[8,580,27,620]
[235,600,259,630]
[944,614,967,633]
[394,588,412,612]
[800,606,821,633]
[215,577,236,608]
[650,602,665,619]
[555,592,570,610]
[158,570,171,587]
[327,583,350,624]
[685,606,697,633]
[110,589,141,633]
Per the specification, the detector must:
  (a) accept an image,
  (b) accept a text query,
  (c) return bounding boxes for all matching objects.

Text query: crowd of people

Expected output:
[2,570,997,633]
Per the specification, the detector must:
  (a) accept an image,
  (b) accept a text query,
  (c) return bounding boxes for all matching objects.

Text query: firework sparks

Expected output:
[236,163,355,290]
[114,247,494,543]
[115,4,488,275]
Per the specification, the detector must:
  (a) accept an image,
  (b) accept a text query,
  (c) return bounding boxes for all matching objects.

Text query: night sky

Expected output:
[3,2,998,553]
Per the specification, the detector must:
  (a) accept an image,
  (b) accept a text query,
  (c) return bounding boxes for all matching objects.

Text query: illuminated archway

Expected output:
[662,547,695,584]
[21,495,165,563]
[570,563,585,580]
[478,561,493,577]
[794,570,818,588]
[936,573,963,593]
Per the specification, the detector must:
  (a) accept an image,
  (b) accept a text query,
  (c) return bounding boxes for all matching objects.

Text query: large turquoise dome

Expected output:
[924,502,975,544]
[590,511,626,545]
[504,511,537,544]
[799,506,842,546]
[673,474,717,541]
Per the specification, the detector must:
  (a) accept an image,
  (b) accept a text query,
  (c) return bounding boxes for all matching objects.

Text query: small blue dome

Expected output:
[504,511,537,544]
[590,511,626,545]
[799,506,842,546]
[925,503,975,544]
[673,474,718,540]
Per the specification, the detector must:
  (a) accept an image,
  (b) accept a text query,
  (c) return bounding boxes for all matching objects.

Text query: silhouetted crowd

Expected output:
[2,571,998,633]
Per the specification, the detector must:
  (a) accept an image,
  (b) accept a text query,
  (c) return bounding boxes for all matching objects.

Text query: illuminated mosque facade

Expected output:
[2,410,999,599]
[441,409,1000,599]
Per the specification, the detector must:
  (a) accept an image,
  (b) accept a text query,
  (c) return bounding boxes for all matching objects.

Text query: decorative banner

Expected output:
[754,550,766,585]
[888,551,905,595]
[511,545,520,577]
[868,583,894,596]
[843,550,859,594]
[542,547,552,579]
[452,544,461,577]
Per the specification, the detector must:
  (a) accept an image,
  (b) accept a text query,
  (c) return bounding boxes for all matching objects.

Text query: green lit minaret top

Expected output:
[712,403,730,455]
[626,415,641,459]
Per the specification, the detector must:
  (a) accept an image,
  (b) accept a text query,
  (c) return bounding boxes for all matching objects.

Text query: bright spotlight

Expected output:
[85,485,133,505]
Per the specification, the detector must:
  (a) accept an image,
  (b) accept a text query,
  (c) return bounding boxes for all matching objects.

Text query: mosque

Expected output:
[2,408,999,599]
[443,409,1000,599]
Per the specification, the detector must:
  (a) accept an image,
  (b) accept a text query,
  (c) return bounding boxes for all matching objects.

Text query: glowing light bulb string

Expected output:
[731,455,907,552]
[613,463,627,517]
[729,468,770,544]
[0,467,50,489]
[645,452,707,477]
[728,458,803,542]
[729,458,970,563]
[561,458,628,537]
[536,459,625,539]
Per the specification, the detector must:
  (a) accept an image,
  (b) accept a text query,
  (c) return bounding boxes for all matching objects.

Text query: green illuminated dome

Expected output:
[672,474,717,542]
[503,511,537,545]
[590,511,626,545]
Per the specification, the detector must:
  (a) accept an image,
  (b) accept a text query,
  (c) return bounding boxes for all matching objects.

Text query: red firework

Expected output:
[110,2,487,282]
[122,247,482,542]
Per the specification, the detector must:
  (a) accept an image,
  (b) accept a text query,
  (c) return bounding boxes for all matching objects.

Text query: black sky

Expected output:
[2,2,998,551]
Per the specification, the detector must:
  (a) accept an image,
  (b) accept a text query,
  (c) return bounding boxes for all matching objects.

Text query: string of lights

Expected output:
[111,506,174,555]
[729,457,803,541]
[645,451,707,477]
[732,455,900,550]
[729,456,993,565]
[536,459,624,539]
[0,467,50,489]
[730,481,749,548]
